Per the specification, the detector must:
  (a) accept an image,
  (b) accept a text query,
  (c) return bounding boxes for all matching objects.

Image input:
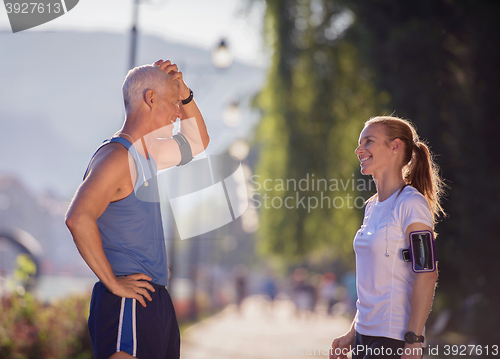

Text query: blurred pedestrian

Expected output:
[292,267,316,318]
[341,271,357,315]
[260,269,278,317]
[233,264,248,313]
[320,273,338,315]
[262,268,278,302]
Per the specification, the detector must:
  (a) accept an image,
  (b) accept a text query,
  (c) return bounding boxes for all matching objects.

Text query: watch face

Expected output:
[404,332,415,344]
[405,332,424,343]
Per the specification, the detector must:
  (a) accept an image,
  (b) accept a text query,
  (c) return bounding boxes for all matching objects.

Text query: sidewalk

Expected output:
[180,295,352,359]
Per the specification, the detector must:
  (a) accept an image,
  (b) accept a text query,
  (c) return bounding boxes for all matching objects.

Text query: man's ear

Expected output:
[144,89,156,109]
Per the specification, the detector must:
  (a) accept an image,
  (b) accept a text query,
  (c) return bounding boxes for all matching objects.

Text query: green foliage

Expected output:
[0,292,92,359]
[8,254,37,295]
[255,0,383,263]
[13,254,37,283]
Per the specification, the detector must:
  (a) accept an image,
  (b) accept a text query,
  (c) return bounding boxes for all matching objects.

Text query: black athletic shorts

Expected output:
[352,331,407,359]
[88,281,180,359]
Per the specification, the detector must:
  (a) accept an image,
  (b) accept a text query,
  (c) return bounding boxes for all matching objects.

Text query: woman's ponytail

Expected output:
[405,140,446,222]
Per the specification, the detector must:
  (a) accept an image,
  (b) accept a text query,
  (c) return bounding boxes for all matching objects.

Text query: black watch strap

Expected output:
[404,331,425,344]
[181,88,193,105]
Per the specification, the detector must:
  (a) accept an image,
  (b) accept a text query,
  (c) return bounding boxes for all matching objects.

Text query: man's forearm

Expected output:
[179,99,210,150]
[66,216,118,291]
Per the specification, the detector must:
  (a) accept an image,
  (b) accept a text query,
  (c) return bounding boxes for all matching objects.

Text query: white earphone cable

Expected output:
[116,133,149,187]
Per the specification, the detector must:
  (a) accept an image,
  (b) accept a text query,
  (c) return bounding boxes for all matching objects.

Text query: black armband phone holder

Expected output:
[172,132,193,166]
[402,230,436,273]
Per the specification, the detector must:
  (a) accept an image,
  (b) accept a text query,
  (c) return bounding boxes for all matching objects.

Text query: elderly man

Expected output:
[65,60,209,359]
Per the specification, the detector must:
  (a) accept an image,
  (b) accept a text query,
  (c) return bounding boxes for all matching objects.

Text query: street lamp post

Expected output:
[129,0,140,70]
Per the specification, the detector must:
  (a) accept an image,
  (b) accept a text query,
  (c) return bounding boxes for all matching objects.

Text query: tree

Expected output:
[254,0,383,265]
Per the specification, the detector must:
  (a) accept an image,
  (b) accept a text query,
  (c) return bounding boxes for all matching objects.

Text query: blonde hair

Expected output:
[365,116,446,224]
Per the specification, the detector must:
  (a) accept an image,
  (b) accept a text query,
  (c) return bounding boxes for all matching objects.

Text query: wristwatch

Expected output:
[181,88,194,105]
[404,331,425,344]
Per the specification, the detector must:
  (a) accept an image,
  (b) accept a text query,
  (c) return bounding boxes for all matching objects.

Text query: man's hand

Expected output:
[154,59,191,101]
[108,273,156,308]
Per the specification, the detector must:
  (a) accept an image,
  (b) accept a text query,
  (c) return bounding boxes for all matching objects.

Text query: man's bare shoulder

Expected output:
[67,143,134,223]
[81,142,135,203]
[86,143,132,184]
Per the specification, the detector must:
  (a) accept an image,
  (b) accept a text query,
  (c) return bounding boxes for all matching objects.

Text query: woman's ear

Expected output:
[392,138,403,153]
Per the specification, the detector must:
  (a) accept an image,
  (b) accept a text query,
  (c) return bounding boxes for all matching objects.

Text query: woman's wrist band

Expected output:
[181,88,194,105]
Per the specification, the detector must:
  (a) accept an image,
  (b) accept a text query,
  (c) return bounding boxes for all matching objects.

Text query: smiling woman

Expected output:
[358,116,445,218]
[330,116,446,359]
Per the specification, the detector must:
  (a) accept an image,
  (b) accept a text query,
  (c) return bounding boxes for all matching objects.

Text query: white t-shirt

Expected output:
[353,185,433,340]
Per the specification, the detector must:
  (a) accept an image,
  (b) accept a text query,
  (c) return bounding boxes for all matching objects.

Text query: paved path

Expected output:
[181,295,352,359]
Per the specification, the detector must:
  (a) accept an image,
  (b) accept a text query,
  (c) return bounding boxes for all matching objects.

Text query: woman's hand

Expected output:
[329,331,355,359]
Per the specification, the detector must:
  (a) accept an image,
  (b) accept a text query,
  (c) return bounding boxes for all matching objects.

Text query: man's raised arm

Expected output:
[151,60,210,169]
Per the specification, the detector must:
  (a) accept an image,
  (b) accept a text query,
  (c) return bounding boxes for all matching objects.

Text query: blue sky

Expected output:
[0,0,268,67]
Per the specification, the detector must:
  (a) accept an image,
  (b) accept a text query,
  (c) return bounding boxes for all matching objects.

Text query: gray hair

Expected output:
[122,64,171,114]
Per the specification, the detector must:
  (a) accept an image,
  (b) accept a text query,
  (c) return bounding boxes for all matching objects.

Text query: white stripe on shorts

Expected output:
[115,298,138,356]
[132,298,137,356]
[116,297,126,352]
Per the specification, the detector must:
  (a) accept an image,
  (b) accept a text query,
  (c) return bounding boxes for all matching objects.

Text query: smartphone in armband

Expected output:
[401,230,436,273]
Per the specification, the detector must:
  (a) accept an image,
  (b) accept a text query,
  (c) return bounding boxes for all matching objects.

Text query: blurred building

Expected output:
[0,175,92,278]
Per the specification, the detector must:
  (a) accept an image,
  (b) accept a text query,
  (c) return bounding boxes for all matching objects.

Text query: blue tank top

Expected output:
[83,137,168,286]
